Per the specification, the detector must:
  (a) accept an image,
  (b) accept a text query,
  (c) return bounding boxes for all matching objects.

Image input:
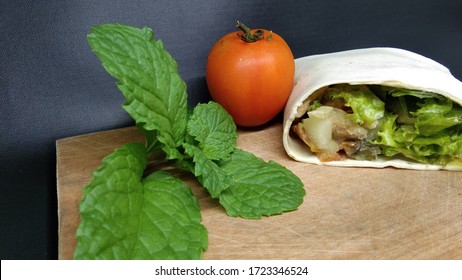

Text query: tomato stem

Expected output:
[236,21,264,43]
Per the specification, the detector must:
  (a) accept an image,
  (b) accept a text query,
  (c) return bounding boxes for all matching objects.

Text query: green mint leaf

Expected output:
[187,101,238,160]
[140,171,208,259]
[182,143,232,198]
[74,142,207,259]
[218,149,306,219]
[87,23,187,159]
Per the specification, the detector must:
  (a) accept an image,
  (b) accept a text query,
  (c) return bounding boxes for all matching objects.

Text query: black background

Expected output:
[1,0,461,259]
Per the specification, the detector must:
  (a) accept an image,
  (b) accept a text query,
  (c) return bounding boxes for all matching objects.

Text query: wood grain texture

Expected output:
[56,122,462,259]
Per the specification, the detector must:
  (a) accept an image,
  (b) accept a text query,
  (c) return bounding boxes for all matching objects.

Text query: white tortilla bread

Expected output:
[282,47,462,170]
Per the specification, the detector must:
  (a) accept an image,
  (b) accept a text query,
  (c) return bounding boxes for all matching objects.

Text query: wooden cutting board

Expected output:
[56,122,462,259]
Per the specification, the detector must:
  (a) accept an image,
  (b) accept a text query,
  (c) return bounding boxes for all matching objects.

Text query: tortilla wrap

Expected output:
[282,47,462,170]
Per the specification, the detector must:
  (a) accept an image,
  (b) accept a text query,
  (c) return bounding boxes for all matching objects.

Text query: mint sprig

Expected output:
[75,23,305,260]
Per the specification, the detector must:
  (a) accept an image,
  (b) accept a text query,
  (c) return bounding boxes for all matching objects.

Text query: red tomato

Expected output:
[206,22,295,127]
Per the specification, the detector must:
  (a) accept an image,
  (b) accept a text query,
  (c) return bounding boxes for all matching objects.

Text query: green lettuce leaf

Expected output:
[382,86,462,137]
[187,101,238,160]
[74,143,207,259]
[379,132,462,165]
[412,98,462,136]
[217,149,305,219]
[387,87,445,100]
[372,113,399,147]
[372,104,462,164]
[87,24,188,159]
[325,84,385,129]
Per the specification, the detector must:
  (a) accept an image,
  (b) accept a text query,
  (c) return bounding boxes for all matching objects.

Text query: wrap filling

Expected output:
[292,84,462,165]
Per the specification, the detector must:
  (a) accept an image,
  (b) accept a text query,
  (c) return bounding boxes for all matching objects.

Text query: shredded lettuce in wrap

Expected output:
[324,85,385,129]
[296,84,462,166]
